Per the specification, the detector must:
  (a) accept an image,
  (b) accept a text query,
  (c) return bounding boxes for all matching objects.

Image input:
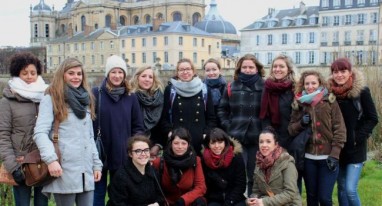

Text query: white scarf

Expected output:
[170,76,203,97]
[8,76,49,102]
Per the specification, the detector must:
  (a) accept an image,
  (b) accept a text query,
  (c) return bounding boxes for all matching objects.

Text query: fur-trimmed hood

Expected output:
[201,137,243,155]
[291,93,336,111]
[328,68,365,99]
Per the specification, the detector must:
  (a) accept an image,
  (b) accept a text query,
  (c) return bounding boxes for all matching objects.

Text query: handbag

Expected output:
[288,127,312,171]
[0,163,17,186]
[95,87,107,164]
[22,118,61,187]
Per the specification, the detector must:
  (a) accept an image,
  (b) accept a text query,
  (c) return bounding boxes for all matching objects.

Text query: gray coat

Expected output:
[33,95,102,194]
[0,87,39,173]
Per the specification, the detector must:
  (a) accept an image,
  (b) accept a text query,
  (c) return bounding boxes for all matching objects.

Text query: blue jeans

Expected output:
[303,158,339,206]
[337,163,363,206]
[242,144,258,196]
[93,169,117,206]
[13,184,48,206]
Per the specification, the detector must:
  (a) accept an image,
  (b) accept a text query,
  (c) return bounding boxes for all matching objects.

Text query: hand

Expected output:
[300,114,311,126]
[246,198,257,206]
[174,198,185,206]
[48,161,63,177]
[150,145,160,157]
[326,156,338,172]
[12,167,25,185]
[148,203,159,206]
[94,170,102,182]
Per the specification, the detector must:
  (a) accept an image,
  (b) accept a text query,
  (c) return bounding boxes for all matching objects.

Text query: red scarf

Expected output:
[203,146,234,169]
[260,79,293,126]
[330,75,354,99]
[256,146,283,183]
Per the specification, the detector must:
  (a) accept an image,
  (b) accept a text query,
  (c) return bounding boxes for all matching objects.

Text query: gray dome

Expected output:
[33,0,52,11]
[194,0,237,34]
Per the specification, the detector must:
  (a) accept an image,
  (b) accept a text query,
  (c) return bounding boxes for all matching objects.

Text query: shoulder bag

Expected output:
[95,87,107,165]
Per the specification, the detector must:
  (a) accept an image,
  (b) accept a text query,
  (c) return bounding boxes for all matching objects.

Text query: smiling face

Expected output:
[138,68,154,91]
[209,140,225,155]
[108,68,125,87]
[19,64,38,84]
[204,62,220,79]
[240,60,258,75]
[171,136,189,156]
[272,59,289,80]
[64,66,83,88]
[129,141,150,167]
[259,133,277,156]
[177,62,195,82]
[332,69,352,86]
[304,74,320,94]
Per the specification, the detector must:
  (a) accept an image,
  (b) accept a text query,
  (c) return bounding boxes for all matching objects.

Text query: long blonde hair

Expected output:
[130,66,163,95]
[46,58,95,122]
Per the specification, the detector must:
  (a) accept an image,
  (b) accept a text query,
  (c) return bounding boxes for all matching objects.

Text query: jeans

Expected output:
[242,144,258,196]
[54,191,94,206]
[13,184,48,206]
[93,169,117,206]
[337,163,363,206]
[303,158,339,206]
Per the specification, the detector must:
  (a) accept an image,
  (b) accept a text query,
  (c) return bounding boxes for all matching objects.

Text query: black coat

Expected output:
[107,159,164,206]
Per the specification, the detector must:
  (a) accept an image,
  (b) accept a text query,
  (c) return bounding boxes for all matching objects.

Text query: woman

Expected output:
[217,54,265,195]
[288,70,346,206]
[107,135,164,206]
[33,58,102,206]
[0,52,49,206]
[203,58,227,124]
[247,127,301,206]
[152,127,207,206]
[329,58,378,206]
[92,55,144,206]
[202,128,246,206]
[161,58,216,154]
[130,66,164,157]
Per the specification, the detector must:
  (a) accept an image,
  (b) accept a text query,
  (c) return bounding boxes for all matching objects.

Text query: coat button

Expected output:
[180,118,183,122]
[195,119,199,122]
[198,96,201,99]
[317,133,321,138]
[197,103,200,106]
[318,145,323,150]
[179,102,182,106]
[316,122,321,126]
[196,111,199,114]
[177,96,180,99]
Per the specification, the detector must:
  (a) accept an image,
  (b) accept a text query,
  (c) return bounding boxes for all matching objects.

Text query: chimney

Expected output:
[300,1,306,14]
[153,18,164,32]
[84,25,93,36]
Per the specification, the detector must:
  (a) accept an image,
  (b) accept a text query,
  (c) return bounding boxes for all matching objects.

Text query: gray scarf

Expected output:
[64,85,90,119]
[101,78,126,102]
[170,76,203,97]
[136,89,164,131]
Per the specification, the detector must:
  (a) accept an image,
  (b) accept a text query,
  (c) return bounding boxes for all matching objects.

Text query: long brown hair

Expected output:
[130,66,163,95]
[234,54,265,80]
[269,54,297,85]
[46,58,95,122]
[295,70,327,94]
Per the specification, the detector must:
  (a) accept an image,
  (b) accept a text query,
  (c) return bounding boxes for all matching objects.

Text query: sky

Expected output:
[0,0,318,47]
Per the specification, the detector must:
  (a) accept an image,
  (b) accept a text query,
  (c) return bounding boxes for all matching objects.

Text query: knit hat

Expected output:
[105,55,127,77]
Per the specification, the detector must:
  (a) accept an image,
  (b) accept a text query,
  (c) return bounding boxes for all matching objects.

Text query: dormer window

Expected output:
[268,21,277,28]
[282,19,292,27]
[309,17,318,25]
[254,22,263,29]
[296,18,305,26]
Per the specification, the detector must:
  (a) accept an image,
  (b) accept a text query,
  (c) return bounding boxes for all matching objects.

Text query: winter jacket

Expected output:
[329,69,378,165]
[202,139,246,205]
[288,93,346,159]
[107,158,164,206]
[252,151,302,206]
[204,76,227,126]
[160,83,217,154]
[0,87,39,173]
[92,87,144,170]
[33,95,103,194]
[217,79,264,146]
[152,156,206,206]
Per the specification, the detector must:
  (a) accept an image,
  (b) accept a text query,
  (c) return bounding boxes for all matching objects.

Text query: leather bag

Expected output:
[22,119,61,187]
[0,163,17,186]
[288,127,312,171]
[95,87,107,165]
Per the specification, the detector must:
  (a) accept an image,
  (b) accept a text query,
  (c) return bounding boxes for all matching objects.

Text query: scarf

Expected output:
[330,75,354,99]
[238,73,260,90]
[205,76,226,106]
[259,79,293,126]
[163,146,197,184]
[101,78,126,102]
[203,146,234,169]
[136,89,164,130]
[8,76,48,102]
[256,145,283,183]
[64,84,90,119]
[170,76,203,97]
[296,87,328,107]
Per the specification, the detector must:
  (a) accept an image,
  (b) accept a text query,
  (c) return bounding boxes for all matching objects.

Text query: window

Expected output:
[75,43,78,51]
[81,16,86,31]
[164,36,168,46]
[296,18,304,26]
[91,42,95,50]
[254,22,263,29]
[142,53,146,63]
[153,52,157,63]
[309,32,315,43]
[322,52,330,64]
[267,34,273,45]
[121,40,125,48]
[105,15,112,27]
[217,42,220,49]
[370,29,377,42]
[370,0,378,4]
[345,15,352,25]
[142,38,146,47]
[370,51,377,65]
[100,41,104,49]
[173,12,182,21]
[193,38,197,47]
[333,16,340,26]
[267,52,273,64]
[145,15,151,24]
[357,30,364,41]
[309,17,318,25]
[82,56,86,64]
[322,16,329,26]
[344,31,351,45]
[132,53,136,64]
[333,0,340,7]
[59,57,61,65]
[153,37,157,46]
[101,55,104,65]
[322,0,329,7]
[193,52,197,63]
[295,52,301,64]
[49,57,52,67]
[295,33,302,44]
[132,39,135,47]
[268,21,276,28]
[178,37,183,45]
[282,20,291,27]
[202,39,205,47]
[308,51,315,64]
[345,0,352,6]
[92,55,95,65]
[34,24,38,37]
[356,50,363,65]
[45,24,49,37]
[81,43,85,51]
[110,41,114,49]
[164,52,169,63]
[179,52,183,60]
[282,34,288,45]
[256,35,260,46]
[371,13,378,24]
[333,31,339,44]
[357,0,365,5]
[357,14,365,24]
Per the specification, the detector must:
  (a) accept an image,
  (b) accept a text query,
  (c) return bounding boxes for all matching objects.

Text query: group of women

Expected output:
[0,52,378,206]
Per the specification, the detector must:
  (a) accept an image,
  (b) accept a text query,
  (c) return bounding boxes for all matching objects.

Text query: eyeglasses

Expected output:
[132,148,150,155]
[178,68,192,73]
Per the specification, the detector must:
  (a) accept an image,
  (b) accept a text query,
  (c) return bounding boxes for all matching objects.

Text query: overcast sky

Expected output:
[0,0,318,47]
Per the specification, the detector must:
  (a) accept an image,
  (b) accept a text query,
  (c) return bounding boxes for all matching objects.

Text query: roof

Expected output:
[33,0,52,12]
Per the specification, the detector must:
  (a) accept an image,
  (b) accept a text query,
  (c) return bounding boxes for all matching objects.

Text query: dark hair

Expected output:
[9,52,42,77]
[259,126,279,143]
[168,127,192,146]
[234,54,265,80]
[331,58,352,73]
[203,128,231,148]
[127,134,152,154]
